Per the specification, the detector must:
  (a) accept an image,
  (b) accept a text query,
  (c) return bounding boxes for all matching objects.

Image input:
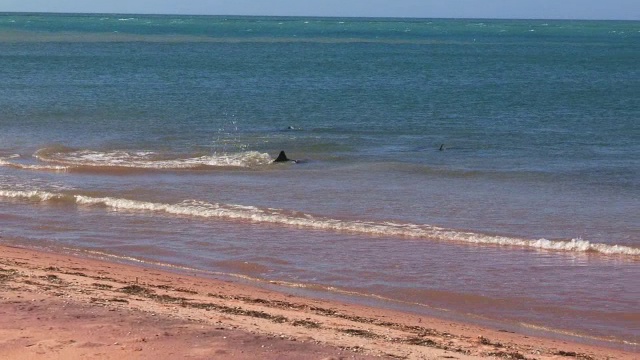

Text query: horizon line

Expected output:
[1,11,637,22]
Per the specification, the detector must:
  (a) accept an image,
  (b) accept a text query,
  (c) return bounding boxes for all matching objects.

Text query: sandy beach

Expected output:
[0,244,635,360]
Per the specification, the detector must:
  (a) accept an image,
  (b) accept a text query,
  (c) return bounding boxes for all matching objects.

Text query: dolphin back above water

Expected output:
[273,151,297,163]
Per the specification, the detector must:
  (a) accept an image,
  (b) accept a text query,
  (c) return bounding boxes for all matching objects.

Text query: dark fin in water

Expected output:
[273,150,291,163]
[439,144,445,151]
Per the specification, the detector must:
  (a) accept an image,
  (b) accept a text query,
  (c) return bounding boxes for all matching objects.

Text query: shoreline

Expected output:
[0,244,635,359]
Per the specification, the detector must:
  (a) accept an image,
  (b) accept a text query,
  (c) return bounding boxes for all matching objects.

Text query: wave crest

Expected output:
[0,148,273,171]
[0,156,69,171]
[1,189,638,257]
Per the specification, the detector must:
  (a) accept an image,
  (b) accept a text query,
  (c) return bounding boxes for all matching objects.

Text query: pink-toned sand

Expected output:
[0,244,635,359]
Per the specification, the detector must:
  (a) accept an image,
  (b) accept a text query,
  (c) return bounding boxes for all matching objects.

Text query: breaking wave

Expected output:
[0,148,273,171]
[1,189,638,258]
[0,155,68,171]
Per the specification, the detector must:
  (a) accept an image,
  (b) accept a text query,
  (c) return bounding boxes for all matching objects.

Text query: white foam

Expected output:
[30,149,272,169]
[0,189,70,202]
[0,157,69,171]
[1,189,638,257]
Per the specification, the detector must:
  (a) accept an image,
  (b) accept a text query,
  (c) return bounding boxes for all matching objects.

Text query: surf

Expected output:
[1,189,638,258]
[0,148,273,172]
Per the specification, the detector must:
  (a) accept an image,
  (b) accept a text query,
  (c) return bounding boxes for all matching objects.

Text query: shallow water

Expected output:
[1,13,638,348]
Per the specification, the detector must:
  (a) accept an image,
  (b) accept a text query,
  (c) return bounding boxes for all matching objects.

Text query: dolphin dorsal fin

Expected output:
[274,151,290,162]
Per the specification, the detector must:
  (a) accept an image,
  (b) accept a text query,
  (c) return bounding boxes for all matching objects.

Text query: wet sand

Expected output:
[0,244,635,359]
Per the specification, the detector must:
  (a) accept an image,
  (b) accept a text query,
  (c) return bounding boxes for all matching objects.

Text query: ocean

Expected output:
[0,13,638,348]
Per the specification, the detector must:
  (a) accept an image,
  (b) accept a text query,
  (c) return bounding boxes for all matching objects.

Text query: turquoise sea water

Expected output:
[1,13,639,348]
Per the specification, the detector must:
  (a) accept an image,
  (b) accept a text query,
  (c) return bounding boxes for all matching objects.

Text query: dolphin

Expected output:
[273,150,297,163]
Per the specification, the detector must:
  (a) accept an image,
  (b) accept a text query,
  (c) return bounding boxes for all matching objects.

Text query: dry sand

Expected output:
[0,244,635,359]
